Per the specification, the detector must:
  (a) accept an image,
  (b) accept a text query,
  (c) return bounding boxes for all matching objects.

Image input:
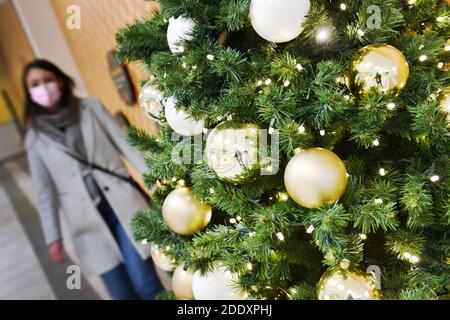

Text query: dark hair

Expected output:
[22,59,76,125]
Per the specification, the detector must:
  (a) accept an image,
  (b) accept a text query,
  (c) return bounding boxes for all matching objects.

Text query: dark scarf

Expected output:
[33,98,87,160]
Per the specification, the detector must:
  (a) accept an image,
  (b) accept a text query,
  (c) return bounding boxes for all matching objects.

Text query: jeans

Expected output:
[97,192,163,300]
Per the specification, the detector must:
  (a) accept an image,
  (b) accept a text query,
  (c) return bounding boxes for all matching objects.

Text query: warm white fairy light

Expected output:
[209,187,215,194]
[437,62,444,69]
[249,232,256,237]
[177,179,186,187]
[279,193,289,201]
[379,168,386,176]
[387,102,396,110]
[340,3,347,10]
[419,55,428,62]
[357,29,365,37]
[257,80,263,86]
[265,79,272,85]
[268,127,275,135]
[206,54,215,61]
[430,175,440,182]
[178,45,185,53]
[372,139,380,147]
[202,128,209,135]
[306,225,315,234]
[419,44,425,50]
[298,124,306,134]
[237,216,242,221]
[374,198,384,204]
[316,27,331,43]
[284,80,291,87]
[296,63,304,71]
[407,0,417,4]
[141,239,148,245]
[320,130,326,136]
[266,165,274,173]
[229,218,237,224]
[410,255,420,263]
[246,262,253,271]
[182,63,188,68]
[192,65,198,70]
[344,94,351,101]
[360,234,367,240]
[445,45,450,51]
[276,232,285,241]
[171,177,178,182]
[165,245,171,251]
[437,16,445,23]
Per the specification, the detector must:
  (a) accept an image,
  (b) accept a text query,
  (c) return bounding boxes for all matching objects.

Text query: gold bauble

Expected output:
[205,122,260,184]
[439,93,450,124]
[172,265,195,300]
[139,79,164,123]
[150,243,175,271]
[347,44,410,96]
[162,187,212,235]
[318,267,381,300]
[284,148,348,209]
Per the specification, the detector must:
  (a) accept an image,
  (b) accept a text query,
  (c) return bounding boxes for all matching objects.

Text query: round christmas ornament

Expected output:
[165,97,205,136]
[139,79,164,123]
[439,92,450,124]
[162,187,212,235]
[150,243,175,271]
[172,265,195,300]
[317,267,381,300]
[167,16,195,54]
[347,44,410,96]
[205,122,260,184]
[250,0,311,43]
[284,148,348,209]
[192,265,247,300]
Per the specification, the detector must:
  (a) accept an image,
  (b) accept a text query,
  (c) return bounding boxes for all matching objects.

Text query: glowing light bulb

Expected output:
[229,218,237,224]
[276,232,285,241]
[374,198,384,204]
[357,29,365,36]
[206,54,215,61]
[360,234,367,240]
[387,102,396,110]
[296,64,303,71]
[437,62,444,69]
[209,188,215,194]
[279,193,289,201]
[316,28,331,43]
[372,139,380,147]
[430,175,440,182]
[445,45,450,51]
[141,239,148,245]
[257,80,263,86]
[268,127,275,135]
[284,80,291,87]
[379,168,386,176]
[298,125,306,134]
[265,79,272,85]
[437,16,445,23]
[320,130,326,136]
[246,263,253,271]
[178,46,185,53]
[171,177,178,182]
[419,55,428,62]
[340,3,347,10]
[249,232,256,237]
[306,225,315,234]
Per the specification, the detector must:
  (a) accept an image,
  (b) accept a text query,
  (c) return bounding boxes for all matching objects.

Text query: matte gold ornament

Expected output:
[318,267,381,300]
[162,187,212,235]
[205,122,260,184]
[284,148,348,209]
[139,79,164,123]
[172,265,195,300]
[150,243,175,271]
[347,44,410,96]
[439,92,450,124]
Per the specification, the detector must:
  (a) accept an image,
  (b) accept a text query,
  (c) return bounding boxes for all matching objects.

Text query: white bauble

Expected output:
[150,243,175,271]
[192,266,247,300]
[165,97,205,136]
[250,0,311,43]
[167,16,195,54]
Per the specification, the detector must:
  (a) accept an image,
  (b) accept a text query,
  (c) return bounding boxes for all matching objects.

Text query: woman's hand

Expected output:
[48,240,67,263]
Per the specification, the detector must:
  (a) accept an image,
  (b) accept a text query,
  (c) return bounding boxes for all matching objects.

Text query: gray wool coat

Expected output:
[26,98,152,276]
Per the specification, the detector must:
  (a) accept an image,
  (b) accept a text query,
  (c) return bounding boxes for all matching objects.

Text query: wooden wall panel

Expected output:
[0,0,35,124]
[49,0,159,133]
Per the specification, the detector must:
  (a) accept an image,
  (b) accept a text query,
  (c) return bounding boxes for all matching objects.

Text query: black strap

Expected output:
[62,150,151,202]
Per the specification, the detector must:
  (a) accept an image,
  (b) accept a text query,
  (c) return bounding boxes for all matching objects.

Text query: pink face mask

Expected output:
[30,82,62,108]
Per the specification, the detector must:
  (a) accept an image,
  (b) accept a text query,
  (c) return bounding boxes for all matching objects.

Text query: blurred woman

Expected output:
[23,59,162,300]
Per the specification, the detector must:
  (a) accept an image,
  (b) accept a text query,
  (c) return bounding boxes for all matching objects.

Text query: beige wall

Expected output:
[0,0,34,124]
[49,0,159,134]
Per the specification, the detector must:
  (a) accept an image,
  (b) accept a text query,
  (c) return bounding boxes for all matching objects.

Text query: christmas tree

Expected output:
[116,0,449,300]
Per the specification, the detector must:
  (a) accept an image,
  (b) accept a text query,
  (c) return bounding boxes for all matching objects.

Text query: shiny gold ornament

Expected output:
[172,265,195,300]
[439,92,450,124]
[347,44,410,96]
[205,122,260,184]
[162,187,212,235]
[139,79,164,123]
[284,148,348,209]
[318,267,381,300]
